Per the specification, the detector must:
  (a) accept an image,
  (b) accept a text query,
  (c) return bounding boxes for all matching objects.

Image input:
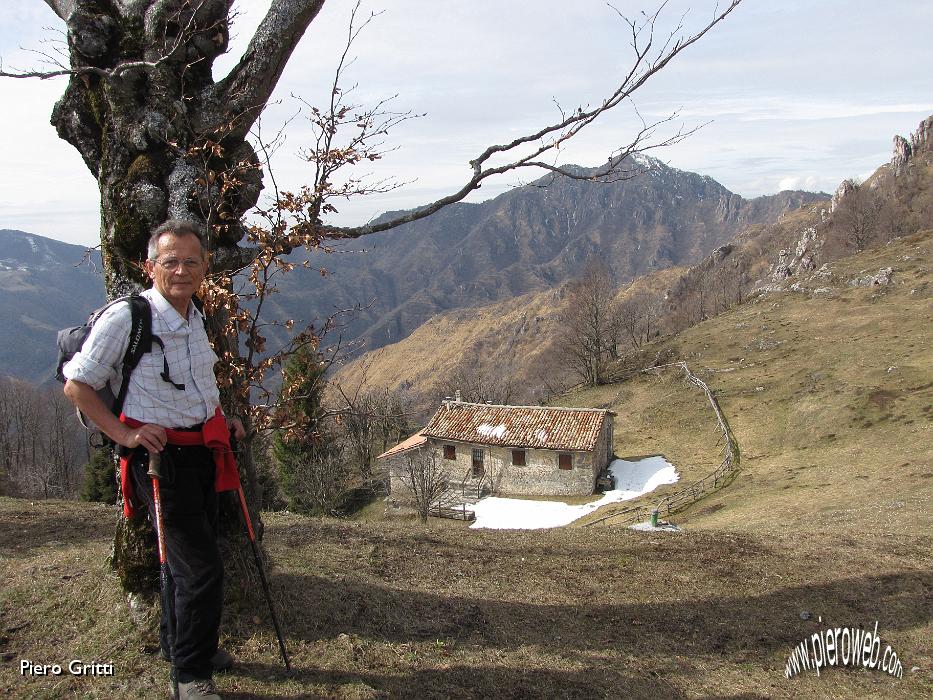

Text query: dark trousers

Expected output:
[130,445,223,683]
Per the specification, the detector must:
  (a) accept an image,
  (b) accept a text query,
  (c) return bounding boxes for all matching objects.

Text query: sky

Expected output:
[1,0,931,247]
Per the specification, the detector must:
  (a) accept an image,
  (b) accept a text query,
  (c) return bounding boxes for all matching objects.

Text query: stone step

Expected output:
[431,505,476,521]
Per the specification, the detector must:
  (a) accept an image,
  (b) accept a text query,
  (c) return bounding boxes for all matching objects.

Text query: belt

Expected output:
[118,408,241,517]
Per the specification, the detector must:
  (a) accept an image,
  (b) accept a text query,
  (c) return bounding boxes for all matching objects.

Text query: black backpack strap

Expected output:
[152,334,185,391]
[192,295,208,331]
[112,293,192,417]
[113,294,153,418]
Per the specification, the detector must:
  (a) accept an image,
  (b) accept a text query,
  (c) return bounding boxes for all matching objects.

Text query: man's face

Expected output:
[145,232,207,311]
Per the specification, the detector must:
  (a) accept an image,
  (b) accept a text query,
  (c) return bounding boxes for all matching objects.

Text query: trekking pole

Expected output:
[235,485,291,671]
[148,451,178,698]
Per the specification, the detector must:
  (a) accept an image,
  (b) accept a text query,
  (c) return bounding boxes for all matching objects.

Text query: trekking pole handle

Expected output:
[147,451,162,479]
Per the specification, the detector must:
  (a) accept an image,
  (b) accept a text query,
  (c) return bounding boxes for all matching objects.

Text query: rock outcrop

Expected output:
[770,227,822,282]
[831,179,857,212]
[848,267,894,287]
[911,115,932,152]
[892,136,912,176]
[891,115,933,176]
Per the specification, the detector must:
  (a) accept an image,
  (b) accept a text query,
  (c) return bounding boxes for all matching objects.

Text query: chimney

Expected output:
[455,389,462,402]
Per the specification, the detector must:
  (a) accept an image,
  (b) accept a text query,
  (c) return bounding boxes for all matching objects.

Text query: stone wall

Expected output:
[593,416,613,475]
[424,430,612,497]
[494,446,596,496]
[383,448,436,506]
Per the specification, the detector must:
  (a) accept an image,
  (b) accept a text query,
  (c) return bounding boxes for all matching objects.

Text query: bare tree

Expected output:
[614,288,665,350]
[616,291,643,350]
[0,378,87,499]
[439,365,515,406]
[833,180,883,251]
[336,386,411,492]
[400,448,449,524]
[558,260,618,385]
[275,427,352,516]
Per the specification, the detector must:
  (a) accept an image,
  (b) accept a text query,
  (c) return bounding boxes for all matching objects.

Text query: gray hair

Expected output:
[147,219,207,260]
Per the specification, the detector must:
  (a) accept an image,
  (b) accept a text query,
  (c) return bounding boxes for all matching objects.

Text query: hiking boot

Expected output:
[172,677,221,700]
[160,648,234,671]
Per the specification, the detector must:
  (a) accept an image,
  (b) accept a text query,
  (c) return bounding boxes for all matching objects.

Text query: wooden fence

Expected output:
[583,361,740,528]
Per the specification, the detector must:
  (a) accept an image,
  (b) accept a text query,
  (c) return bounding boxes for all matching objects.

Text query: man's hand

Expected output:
[65,378,167,451]
[122,423,167,453]
[226,416,246,442]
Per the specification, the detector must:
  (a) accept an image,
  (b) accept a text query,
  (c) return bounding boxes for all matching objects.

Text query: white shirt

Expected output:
[63,288,221,428]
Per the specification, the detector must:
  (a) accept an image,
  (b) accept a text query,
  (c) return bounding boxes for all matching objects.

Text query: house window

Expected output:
[472,448,485,477]
[558,453,573,470]
[443,445,456,460]
[511,449,526,466]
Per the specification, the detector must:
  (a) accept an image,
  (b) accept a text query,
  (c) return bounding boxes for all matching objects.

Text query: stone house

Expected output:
[379,400,615,501]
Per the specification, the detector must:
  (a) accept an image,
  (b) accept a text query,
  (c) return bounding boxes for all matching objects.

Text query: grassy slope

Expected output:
[1,235,930,699]
[564,229,932,537]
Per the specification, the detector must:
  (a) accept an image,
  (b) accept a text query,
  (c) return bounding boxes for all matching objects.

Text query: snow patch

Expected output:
[470,456,679,530]
[476,423,507,439]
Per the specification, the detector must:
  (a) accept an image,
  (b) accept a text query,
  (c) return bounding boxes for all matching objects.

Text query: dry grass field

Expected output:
[1,499,929,699]
[1,232,930,699]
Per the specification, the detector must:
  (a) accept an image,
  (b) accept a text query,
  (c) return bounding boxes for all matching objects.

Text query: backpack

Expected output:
[55,294,202,434]
[55,294,154,432]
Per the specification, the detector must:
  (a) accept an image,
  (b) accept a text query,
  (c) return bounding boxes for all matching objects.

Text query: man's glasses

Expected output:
[151,257,203,272]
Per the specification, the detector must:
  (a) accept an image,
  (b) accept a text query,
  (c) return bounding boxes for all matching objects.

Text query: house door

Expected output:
[472,448,485,478]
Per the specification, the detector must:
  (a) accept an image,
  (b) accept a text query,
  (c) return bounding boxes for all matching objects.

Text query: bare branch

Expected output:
[2,4,206,82]
[329,0,742,239]
[0,57,173,80]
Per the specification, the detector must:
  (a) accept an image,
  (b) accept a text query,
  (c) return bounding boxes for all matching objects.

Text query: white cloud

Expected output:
[675,97,933,123]
[777,175,824,192]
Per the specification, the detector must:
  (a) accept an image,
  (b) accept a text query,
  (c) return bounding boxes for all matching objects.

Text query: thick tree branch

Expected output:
[6,1,216,81]
[43,0,75,21]
[212,0,325,136]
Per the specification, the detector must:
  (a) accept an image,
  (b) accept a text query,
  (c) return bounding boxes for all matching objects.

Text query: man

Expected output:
[63,219,244,700]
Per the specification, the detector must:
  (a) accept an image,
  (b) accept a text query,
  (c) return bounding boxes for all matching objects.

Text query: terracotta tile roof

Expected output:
[376,430,427,459]
[421,402,613,452]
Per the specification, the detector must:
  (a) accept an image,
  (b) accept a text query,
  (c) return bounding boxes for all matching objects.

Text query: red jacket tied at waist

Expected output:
[119,407,241,517]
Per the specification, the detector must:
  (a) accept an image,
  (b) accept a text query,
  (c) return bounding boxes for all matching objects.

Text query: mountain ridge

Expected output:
[0,230,105,383]
[0,155,827,383]
[283,155,825,351]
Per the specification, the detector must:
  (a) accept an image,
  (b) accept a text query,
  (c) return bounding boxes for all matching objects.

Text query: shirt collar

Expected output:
[144,287,196,331]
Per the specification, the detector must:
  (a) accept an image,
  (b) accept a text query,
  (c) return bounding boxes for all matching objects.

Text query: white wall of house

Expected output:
[426,438,601,497]
[384,451,418,504]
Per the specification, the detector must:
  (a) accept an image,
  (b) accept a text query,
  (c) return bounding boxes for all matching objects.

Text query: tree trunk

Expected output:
[48,0,322,597]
